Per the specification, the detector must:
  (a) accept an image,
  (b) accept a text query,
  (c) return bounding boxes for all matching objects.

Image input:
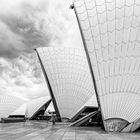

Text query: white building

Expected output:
[36,47,97,120]
[0,95,51,120]
[74,0,140,132]
[0,95,26,119]
[26,96,51,119]
[9,103,27,118]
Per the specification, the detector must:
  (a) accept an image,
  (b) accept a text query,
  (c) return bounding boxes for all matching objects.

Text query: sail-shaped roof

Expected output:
[0,95,26,119]
[26,96,51,119]
[74,0,140,132]
[10,103,27,116]
[36,47,96,119]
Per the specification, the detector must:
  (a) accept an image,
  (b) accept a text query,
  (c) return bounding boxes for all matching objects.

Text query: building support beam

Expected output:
[35,49,61,121]
[70,3,104,127]
[70,4,101,111]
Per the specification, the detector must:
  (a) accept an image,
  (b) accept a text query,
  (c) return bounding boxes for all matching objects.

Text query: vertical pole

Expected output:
[70,4,101,110]
[35,49,61,121]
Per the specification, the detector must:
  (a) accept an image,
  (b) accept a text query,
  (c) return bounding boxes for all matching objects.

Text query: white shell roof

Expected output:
[26,96,51,119]
[0,95,26,119]
[36,47,96,119]
[10,103,27,116]
[74,0,140,123]
[81,94,98,108]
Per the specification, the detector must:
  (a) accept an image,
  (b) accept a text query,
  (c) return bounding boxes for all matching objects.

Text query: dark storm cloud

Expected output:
[0,0,80,100]
[0,1,51,58]
[0,0,77,59]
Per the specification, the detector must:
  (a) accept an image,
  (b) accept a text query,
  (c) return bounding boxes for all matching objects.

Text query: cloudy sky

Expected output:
[0,0,82,101]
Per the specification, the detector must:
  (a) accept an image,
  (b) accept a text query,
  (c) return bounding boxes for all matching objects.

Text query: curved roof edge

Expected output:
[26,96,51,119]
[9,103,27,116]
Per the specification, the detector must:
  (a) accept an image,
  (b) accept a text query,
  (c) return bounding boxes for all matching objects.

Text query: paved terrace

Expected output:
[0,121,140,140]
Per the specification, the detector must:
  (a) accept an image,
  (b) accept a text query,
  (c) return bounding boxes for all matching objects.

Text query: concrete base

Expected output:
[104,118,129,132]
[1,121,140,140]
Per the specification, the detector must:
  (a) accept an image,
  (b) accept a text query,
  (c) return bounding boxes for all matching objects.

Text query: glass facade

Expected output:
[74,0,140,131]
[36,47,96,119]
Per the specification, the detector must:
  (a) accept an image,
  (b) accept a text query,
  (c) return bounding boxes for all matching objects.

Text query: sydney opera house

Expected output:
[35,47,98,122]
[0,0,140,133]
[0,95,51,121]
[36,0,140,132]
[71,0,140,132]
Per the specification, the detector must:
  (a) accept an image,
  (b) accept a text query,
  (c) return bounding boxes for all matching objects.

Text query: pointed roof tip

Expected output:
[69,4,74,9]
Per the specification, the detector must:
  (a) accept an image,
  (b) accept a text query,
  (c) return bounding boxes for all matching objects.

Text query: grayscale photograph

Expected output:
[0,0,140,139]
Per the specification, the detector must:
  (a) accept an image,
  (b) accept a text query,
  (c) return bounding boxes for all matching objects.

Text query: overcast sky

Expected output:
[0,0,82,100]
